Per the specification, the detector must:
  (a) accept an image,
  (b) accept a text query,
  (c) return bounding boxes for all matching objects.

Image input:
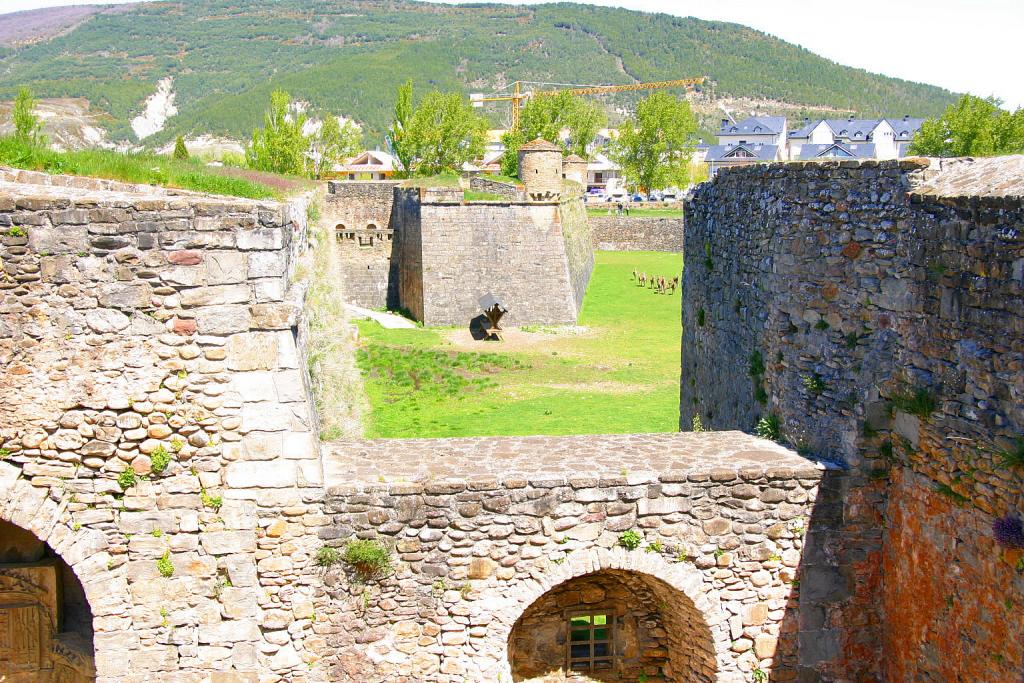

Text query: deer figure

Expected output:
[668,276,679,294]
[638,272,647,287]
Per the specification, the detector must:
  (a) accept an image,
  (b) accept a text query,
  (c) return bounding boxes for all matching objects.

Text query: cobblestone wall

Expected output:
[316,433,828,683]
[682,156,1024,681]
[589,215,683,252]
[467,176,523,200]
[0,172,326,682]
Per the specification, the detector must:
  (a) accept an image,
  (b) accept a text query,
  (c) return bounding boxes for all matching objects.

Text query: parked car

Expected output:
[648,190,664,202]
[631,193,646,202]
[661,187,679,201]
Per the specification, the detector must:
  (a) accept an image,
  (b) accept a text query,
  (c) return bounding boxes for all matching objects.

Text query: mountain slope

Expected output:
[0,0,956,145]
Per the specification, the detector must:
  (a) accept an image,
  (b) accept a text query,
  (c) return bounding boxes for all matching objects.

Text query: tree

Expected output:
[611,92,698,192]
[387,80,414,178]
[500,92,606,176]
[173,135,189,160]
[12,87,44,146]
[403,90,487,176]
[910,94,1024,157]
[247,89,308,176]
[308,115,362,179]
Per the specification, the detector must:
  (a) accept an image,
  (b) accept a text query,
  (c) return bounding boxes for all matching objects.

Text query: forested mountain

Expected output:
[0,0,957,145]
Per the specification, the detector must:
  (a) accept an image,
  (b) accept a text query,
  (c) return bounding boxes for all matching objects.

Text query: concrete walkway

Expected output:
[345,304,417,329]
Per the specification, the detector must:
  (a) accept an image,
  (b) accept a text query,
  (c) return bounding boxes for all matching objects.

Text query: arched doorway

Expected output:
[0,518,95,681]
[508,568,717,682]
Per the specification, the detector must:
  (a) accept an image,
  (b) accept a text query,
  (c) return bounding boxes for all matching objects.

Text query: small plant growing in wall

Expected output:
[703,241,713,271]
[315,545,342,567]
[755,414,780,442]
[618,530,643,550]
[934,483,969,506]
[341,539,392,580]
[802,373,825,396]
[117,468,138,491]
[0,448,10,460]
[997,441,1024,469]
[7,225,27,237]
[992,515,1024,550]
[691,414,704,432]
[891,387,938,418]
[200,488,223,511]
[696,307,706,327]
[150,445,173,475]
[645,539,664,554]
[157,551,174,578]
[752,668,769,682]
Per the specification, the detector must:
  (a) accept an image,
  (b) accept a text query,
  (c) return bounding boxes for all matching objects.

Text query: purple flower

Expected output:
[992,514,1024,549]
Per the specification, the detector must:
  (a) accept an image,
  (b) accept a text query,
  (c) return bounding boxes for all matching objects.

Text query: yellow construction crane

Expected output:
[470,77,706,129]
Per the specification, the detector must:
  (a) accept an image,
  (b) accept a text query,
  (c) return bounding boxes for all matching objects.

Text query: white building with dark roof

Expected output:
[787,116,925,160]
[706,142,784,177]
[717,116,788,147]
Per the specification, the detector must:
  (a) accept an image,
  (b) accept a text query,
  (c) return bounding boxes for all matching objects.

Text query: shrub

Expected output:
[755,414,780,442]
[618,530,643,550]
[341,539,392,579]
[315,546,341,567]
[748,350,765,378]
[150,445,172,475]
[992,515,1024,549]
[892,387,938,418]
[173,135,189,160]
[156,551,174,578]
[117,468,138,490]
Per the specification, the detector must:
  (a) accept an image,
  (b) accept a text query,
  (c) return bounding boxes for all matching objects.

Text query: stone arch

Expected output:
[484,548,729,682]
[1,463,130,680]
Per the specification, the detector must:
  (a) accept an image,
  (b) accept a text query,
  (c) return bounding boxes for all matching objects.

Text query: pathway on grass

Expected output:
[353,251,684,438]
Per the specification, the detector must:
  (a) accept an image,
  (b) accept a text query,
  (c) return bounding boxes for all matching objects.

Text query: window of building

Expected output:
[567,612,614,673]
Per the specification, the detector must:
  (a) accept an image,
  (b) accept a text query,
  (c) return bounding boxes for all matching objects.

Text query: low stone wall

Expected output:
[318,433,828,683]
[589,215,683,251]
[468,175,522,200]
[0,174,324,682]
[682,156,1024,681]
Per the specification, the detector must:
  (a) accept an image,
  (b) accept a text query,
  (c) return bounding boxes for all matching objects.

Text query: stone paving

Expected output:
[322,431,825,490]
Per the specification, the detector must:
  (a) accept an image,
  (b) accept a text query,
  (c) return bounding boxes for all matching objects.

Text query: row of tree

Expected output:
[909,94,1024,157]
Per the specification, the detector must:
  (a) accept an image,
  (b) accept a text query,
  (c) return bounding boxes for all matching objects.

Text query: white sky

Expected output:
[5,0,1022,109]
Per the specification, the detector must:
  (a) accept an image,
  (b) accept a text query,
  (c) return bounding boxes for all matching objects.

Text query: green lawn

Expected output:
[587,206,683,219]
[356,251,683,438]
[0,136,309,199]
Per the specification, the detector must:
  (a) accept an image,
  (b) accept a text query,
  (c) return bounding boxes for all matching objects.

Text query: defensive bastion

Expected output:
[0,156,1021,683]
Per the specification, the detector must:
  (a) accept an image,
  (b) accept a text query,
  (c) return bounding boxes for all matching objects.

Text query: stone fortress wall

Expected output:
[0,169,327,682]
[589,214,683,252]
[682,156,1024,681]
[322,181,401,309]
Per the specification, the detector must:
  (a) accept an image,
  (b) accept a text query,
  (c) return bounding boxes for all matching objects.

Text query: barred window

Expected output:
[567,612,614,672]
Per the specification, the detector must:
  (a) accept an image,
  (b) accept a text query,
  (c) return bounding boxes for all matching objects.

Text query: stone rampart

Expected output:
[318,432,828,683]
[393,188,593,326]
[682,156,1024,681]
[589,215,683,251]
[467,175,523,200]
[0,173,326,682]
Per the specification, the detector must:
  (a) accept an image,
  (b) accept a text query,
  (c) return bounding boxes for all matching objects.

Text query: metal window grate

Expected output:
[566,612,614,672]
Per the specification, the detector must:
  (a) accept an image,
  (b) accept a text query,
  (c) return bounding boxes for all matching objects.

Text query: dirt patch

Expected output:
[443,326,595,352]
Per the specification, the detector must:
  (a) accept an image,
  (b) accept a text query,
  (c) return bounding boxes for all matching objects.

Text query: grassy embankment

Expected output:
[356,251,683,438]
[0,136,311,199]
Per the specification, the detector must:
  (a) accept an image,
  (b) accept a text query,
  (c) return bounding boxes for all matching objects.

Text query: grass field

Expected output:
[356,251,683,438]
[0,136,310,199]
[586,206,683,219]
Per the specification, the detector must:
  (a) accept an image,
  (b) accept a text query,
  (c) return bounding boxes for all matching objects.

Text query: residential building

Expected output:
[797,142,877,160]
[705,142,784,178]
[717,116,788,147]
[330,150,397,180]
[787,116,925,160]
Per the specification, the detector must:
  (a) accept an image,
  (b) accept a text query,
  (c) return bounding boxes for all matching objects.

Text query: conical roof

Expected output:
[519,138,562,152]
[563,154,587,163]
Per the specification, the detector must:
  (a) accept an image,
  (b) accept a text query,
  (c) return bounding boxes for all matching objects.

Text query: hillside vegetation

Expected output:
[0,0,957,145]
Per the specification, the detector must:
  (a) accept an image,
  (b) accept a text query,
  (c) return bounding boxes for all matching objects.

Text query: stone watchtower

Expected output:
[518,138,563,199]
[562,154,588,186]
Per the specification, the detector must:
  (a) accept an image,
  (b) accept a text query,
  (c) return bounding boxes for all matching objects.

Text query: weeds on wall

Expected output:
[755,414,781,442]
[341,539,392,581]
[157,551,175,578]
[303,194,368,440]
[996,441,1024,469]
[802,373,825,396]
[892,387,938,418]
[934,483,969,506]
[618,530,643,550]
